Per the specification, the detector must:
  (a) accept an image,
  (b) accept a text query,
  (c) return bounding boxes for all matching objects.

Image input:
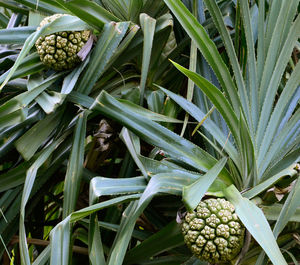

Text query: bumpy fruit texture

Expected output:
[182,198,245,264]
[35,14,91,71]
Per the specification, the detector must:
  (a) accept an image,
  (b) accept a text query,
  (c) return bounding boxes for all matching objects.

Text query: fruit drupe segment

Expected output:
[35,14,91,71]
[182,198,245,263]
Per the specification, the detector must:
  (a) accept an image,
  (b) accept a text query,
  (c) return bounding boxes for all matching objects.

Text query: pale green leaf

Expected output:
[139,13,156,105]
[158,85,239,166]
[243,164,298,199]
[163,0,241,114]
[15,110,63,160]
[261,204,300,223]
[171,62,240,145]
[203,0,250,129]
[76,22,129,95]
[183,157,227,211]
[63,111,88,218]
[224,185,287,265]
[273,178,300,238]
[91,90,233,184]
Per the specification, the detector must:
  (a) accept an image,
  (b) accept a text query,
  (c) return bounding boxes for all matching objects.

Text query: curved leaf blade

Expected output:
[273,177,300,238]
[183,157,227,211]
[203,0,251,128]
[76,22,129,95]
[91,90,233,185]
[163,0,241,114]
[63,111,88,218]
[224,185,288,265]
[158,85,239,166]
[0,26,35,44]
[171,61,240,145]
[55,0,120,29]
[139,13,156,105]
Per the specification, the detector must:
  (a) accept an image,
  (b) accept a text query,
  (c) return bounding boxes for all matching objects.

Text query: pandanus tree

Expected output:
[0,0,299,265]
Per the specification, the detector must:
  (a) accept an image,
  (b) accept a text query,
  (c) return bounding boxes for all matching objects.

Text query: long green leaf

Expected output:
[0,26,35,44]
[183,157,227,211]
[239,0,258,131]
[171,62,240,146]
[259,109,300,178]
[91,91,233,185]
[120,128,149,179]
[256,0,265,84]
[76,22,129,95]
[90,176,147,198]
[257,61,300,171]
[257,14,300,146]
[264,0,282,54]
[61,56,90,95]
[243,163,297,199]
[108,171,196,265]
[180,0,197,137]
[70,194,141,223]
[63,111,88,218]
[0,52,45,85]
[108,201,138,265]
[224,185,288,265]
[139,13,156,105]
[273,177,300,238]
[163,0,241,115]
[89,211,106,265]
[119,98,182,123]
[49,216,70,265]
[203,0,250,128]
[239,112,257,187]
[261,204,300,223]
[68,91,181,123]
[19,136,66,265]
[14,0,66,14]
[55,0,120,30]
[124,220,183,264]
[158,86,239,166]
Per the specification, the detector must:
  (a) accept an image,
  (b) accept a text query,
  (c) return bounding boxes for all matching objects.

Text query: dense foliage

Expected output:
[0,0,299,265]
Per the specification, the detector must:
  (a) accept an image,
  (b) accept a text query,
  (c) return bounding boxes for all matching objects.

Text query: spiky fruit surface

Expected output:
[182,198,245,264]
[35,14,91,71]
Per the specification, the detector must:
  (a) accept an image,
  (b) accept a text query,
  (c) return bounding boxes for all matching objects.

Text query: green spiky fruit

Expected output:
[35,14,91,71]
[182,198,245,263]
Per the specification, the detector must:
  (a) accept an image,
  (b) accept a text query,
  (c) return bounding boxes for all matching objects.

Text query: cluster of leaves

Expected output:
[0,0,299,265]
